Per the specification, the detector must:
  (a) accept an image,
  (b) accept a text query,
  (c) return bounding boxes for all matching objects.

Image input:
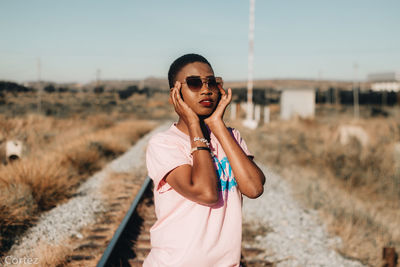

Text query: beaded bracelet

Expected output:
[193,137,210,147]
[190,146,211,155]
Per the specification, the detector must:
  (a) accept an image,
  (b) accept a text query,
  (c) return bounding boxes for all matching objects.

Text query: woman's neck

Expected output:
[176,118,210,140]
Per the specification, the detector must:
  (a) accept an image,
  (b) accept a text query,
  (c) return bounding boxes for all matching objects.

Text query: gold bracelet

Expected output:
[190,146,211,155]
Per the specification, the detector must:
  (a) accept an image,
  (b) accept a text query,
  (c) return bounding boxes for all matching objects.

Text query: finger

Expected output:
[176,86,184,103]
[176,82,184,103]
[174,87,187,110]
[174,88,182,108]
[218,84,226,97]
[170,81,178,93]
[171,87,178,108]
[216,88,232,110]
[226,88,232,102]
[175,84,190,110]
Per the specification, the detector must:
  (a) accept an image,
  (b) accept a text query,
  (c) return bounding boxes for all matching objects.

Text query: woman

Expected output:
[144,53,265,266]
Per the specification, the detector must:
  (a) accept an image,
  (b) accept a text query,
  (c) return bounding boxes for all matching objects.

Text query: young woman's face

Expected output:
[175,62,220,117]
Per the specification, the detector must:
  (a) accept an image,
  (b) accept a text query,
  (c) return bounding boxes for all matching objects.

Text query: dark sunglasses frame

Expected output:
[181,76,223,91]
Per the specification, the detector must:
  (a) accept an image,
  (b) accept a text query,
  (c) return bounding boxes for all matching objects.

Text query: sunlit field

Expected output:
[1,88,399,266]
[234,105,400,266]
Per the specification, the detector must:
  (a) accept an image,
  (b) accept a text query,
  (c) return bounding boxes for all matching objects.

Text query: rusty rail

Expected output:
[97,176,151,267]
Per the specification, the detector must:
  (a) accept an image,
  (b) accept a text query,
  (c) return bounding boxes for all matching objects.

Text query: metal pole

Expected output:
[246,0,255,122]
[353,63,359,119]
[243,0,258,129]
[37,58,42,114]
[96,69,101,87]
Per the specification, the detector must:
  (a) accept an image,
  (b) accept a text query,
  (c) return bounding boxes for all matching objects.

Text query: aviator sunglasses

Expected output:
[181,76,223,91]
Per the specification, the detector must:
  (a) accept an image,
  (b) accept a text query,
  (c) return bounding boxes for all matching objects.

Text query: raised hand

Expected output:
[170,81,199,127]
[204,85,232,128]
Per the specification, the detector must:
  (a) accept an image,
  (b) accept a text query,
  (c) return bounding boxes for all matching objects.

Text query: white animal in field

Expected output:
[6,140,23,162]
[336,125,369,147]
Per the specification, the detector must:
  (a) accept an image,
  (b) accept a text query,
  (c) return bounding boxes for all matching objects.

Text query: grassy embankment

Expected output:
[236,107,400,266]
[0,110,158,256]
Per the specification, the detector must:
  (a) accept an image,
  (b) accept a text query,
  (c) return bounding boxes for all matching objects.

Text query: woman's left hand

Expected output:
[204,86,232,128]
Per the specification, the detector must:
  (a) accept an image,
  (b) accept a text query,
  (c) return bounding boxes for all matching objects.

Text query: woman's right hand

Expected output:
[170,81,199,127]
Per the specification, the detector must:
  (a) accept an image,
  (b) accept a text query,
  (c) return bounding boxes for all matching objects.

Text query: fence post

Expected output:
[382,247,398,267]
[254,104,261,122]
[264,106,270,124]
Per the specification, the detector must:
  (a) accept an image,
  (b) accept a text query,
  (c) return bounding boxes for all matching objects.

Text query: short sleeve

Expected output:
[229,128,254,159]
[146,135,191,193]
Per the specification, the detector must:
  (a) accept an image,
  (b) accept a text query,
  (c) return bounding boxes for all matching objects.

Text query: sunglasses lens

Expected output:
[186,77,203,90]
[216,77,223,87]
[207,77,217,89]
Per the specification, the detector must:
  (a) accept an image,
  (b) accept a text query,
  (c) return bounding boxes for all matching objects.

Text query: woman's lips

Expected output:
[199,99,213,107]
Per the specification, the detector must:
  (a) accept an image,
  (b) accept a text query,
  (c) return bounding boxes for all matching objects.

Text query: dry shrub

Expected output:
[325,207,392,266]
[324,139,399,200]
[61,144,102,177]
[85,113,116,129]
[2,158,76,211]
[105,120,156,145]
[0,182,37,255]
[15,240,73,267]
[0,157,76,254]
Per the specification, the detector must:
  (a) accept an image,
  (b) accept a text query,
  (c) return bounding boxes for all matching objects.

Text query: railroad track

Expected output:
[95,177,273,267]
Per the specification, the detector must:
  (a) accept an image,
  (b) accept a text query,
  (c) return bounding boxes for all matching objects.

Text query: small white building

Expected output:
[280,87,315,120]
[368,72,400,92]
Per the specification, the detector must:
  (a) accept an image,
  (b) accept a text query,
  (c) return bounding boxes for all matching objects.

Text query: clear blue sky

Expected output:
[1,0,399,83]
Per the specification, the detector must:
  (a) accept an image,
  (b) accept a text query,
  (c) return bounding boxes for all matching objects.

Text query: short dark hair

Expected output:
[168,53,213,89]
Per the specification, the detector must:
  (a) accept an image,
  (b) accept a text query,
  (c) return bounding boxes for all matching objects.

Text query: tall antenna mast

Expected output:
[243,0,257,129]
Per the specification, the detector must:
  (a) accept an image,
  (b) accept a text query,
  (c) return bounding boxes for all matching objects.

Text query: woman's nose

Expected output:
[200,83,212,94]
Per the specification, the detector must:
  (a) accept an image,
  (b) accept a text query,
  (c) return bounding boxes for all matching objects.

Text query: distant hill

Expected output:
[11,77,371,92]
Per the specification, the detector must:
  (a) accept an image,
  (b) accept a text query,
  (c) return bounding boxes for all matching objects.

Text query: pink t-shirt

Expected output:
[144,123,253,267]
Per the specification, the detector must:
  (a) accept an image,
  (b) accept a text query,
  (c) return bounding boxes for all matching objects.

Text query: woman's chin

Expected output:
[198,113,212,120]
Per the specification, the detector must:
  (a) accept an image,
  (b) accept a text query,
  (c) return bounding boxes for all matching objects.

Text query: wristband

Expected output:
[190,146,211,155]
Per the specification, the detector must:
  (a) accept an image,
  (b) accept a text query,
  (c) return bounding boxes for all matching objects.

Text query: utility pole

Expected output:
[37,58,42,113]
[243,0,257,129]
[317,69,322,104]
[353,63,359,119]
[96,69,101,87]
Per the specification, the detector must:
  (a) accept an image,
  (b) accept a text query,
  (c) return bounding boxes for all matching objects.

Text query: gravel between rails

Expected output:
[6,121,171,259]
[243,164,366,267]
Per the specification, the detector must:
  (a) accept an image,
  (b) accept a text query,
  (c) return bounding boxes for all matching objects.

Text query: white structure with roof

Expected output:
[280,87,315,120]
[368,72,400,92]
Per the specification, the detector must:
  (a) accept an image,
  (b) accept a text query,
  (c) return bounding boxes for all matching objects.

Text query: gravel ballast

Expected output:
[243,164,366,267]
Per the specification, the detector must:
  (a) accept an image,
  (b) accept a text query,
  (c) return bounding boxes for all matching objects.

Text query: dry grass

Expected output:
[0,114,156,256]
[14,240,74,267]
[235,113,400,266]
